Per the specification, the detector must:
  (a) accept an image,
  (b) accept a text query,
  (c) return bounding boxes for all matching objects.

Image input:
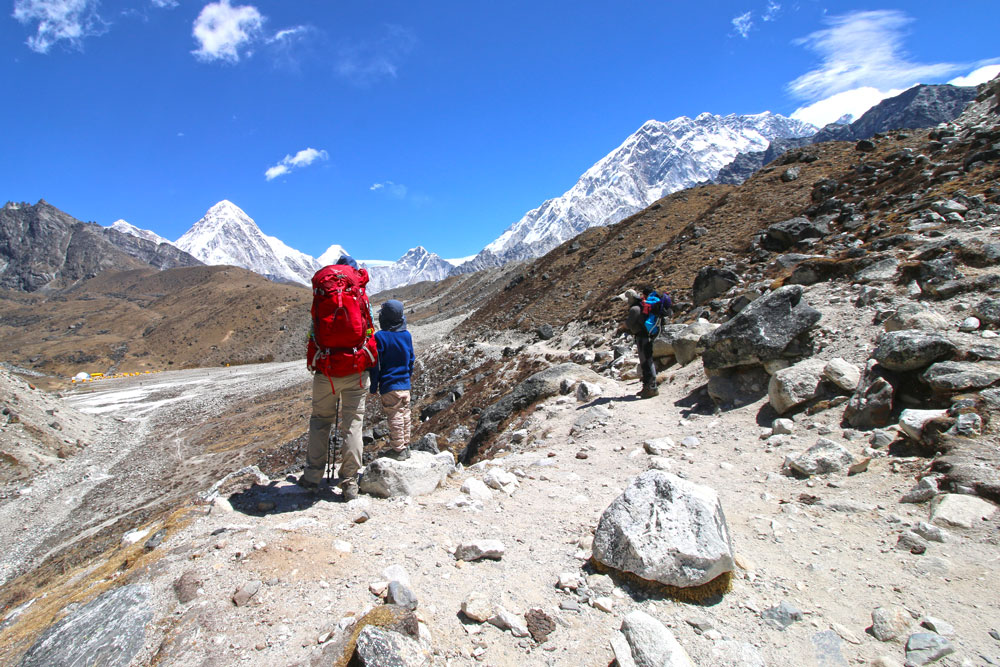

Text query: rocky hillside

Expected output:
[0,200,202,292]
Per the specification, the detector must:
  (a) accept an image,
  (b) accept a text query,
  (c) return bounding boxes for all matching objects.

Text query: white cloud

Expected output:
[265,147,328,181]
[13,0,106,53]
[763,1,780,21]
[191,0,264,63]
[151,0,179,8]
[731,11,752,39]
[370,181,408,198]
[788,10,962,102]
[336,24,416,84]
[948,64,1000,87]
[791,86,905,128]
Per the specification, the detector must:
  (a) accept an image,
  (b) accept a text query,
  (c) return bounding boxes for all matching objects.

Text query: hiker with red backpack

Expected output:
[625,285,671,399]
[302,255,378,500]
[369,299,416,460]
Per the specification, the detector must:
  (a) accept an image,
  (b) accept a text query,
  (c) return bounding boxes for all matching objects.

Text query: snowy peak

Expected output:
[175,201,321,286]
[109,220,173,247]
[317,244,351,266]
[363,246,454,295]
[469,111,815,269]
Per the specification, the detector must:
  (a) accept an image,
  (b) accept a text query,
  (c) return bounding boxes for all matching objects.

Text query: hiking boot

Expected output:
[297,476,319,491]
[341,479,359,502]
[383,447,411,461]
[638,384,659,399]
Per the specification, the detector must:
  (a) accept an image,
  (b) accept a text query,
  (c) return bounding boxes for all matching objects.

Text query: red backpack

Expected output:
[306,264,377,388]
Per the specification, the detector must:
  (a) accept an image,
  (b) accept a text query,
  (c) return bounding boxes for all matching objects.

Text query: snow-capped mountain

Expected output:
[175,200,321,285]
[109,219,174,247]
[317,243,352,266]
[459,112,816,271]
[363,246,455,295]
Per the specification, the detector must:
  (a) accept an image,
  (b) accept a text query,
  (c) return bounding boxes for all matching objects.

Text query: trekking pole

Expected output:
[328,396,341,485]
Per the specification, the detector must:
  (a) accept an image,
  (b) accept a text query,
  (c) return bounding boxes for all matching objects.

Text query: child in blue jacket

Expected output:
[369,299,416,460]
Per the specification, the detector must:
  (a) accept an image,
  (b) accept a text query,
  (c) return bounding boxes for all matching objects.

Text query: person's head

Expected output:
[640,284,655,298]
[335,254,358,269]
[379,299,406,332]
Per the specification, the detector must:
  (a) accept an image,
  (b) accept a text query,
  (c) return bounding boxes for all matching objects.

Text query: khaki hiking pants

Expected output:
[304,372,367,486]
[381,390,411,451]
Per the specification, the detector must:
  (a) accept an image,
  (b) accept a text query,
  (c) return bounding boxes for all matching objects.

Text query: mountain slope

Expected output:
[459,112,815,272]
[175,201,321,286]
[109,220,173,247]
[364,246,455,295]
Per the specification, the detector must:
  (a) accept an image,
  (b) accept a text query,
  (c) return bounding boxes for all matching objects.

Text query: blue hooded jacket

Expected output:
[369,299,415,394]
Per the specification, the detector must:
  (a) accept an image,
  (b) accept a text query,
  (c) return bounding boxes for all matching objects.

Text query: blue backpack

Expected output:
[641,292,670,337]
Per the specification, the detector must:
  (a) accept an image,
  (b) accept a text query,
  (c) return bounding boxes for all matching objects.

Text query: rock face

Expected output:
[19,584,153,667]
[592,471,734,589]
[359,451,456,498]
[461,363,605,463]
[701,286,821,371]
[872,330,957,371]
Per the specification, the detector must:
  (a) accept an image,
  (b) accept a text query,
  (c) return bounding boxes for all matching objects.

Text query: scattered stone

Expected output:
[354,510,371,524]
[761,601,803,630]
[353,625,429,667]
[872,330,957,372]
[525,607,556,643]
[454,539,505,561]
[17,584,154,667]
[930,494,997,528]
[483,468,519,494]
[575,451,589,460]
[692,266,741,305]
[644,437,674,455]
[772,418,794,435]
[591,471,735,589]
[488,608,530,637]
[672,320,719,365]
[359,451,456,498]
[461,591,494,622]
[173,571,201,604]
[921,360,1000,393]
[709,640,766,667]
[619,610,695,667]
[896,530,928,555]
[905,633,955,666]
[913,521,949,543]
[901,477,940,504]
[824,358,861,391]
[460,478,493,502]
[870,657,904,667]
[784,438,855,476]
[844,361,895,428]
[870,429,895,448]
[883,303,950,332]
[575,381,604,402]
[920,617,955,637]
[557,572,580,590]
[870,605,911,642]
[591,596,615,612]
[232,580,262,607]
[959,316,981,332]
[898,409,949,441]
[811,630,848,667]
[386,581,418,610]
[768,359,828,414]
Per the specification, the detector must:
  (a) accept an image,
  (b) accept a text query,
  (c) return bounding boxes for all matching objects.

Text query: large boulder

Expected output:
[921,361,1000,393]
[883,303,950,332]
[762,217,830,251]
[360,451,456,498]
[872,330,956,372]
[460,363,605,463]
[701,286,821,371]
[653,324,687,359]
[592,471,734,589]
[692,266,740,305]
[768,358,828,414]
[19,584,153,667]
[672,320,719,366]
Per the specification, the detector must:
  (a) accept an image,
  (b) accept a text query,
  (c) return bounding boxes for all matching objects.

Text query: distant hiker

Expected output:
[625,285,670,399]
[303,254,378,500]
[370,299,416,460]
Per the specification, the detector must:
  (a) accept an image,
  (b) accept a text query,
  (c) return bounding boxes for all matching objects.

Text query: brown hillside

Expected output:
[0,265,312,380]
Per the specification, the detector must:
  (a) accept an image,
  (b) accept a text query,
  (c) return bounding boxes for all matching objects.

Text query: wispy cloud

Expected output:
[13,0,107,53]
[151,0,178,8]
[948,63,1000,87]
[791,86,904,127]
[336,24,417,85]
[762,1,780,22]
[370,181,430,206]
[191,0,264,63]
[265,148,329,181]
[788,10,962,102]
[731,11,752,39]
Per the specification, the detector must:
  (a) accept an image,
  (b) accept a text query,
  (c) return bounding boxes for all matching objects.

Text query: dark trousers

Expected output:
[635,335,655,386]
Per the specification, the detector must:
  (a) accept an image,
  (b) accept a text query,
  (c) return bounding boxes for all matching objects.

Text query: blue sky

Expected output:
[2,1,997,262]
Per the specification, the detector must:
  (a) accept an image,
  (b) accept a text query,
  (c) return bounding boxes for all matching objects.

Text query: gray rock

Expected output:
[763,217,830,251]
[353,626,429,667]
[870,429,895,448]
[644,437,674,455]
[896,530,929,554]
[824,358,861,391]
[900,476,940,503]
[959,316,981,332]
[619,610,695,667]
[461,362,606,462]
[768,358,828,414]
[761,601,803,630]
[19,584,153,667]
[571,405,612,434]
[855,258,900,283]
[920,617,955,637]
[973,297,1000,327]
[921,360,1000,392]
[411,433,439,454]
[693,266,741,305]
[488,607,530,637]
[930,493,997,528]
[673,320,718,366]
[844,361,895,428]
[592,471,734,589]
[653,324,688,359]
[772,418,794,435]
[386,581,418,610]
[870,605,912,641]
[781,166,801,182]
[949,412,982,436]
[811,629,849,667]
[461,591,494,622]
[905,632,955,666]
[784,438,855,476]
[537,323,555,340]
[360,451,456,498]
[898,409,949,441]
[913,521,949,543]
[611,632,639,667]
[702,286,822,370]
[233,580,262,606]
[884,303,950,332]
[454,539,505,561]
[872,330,957,371]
